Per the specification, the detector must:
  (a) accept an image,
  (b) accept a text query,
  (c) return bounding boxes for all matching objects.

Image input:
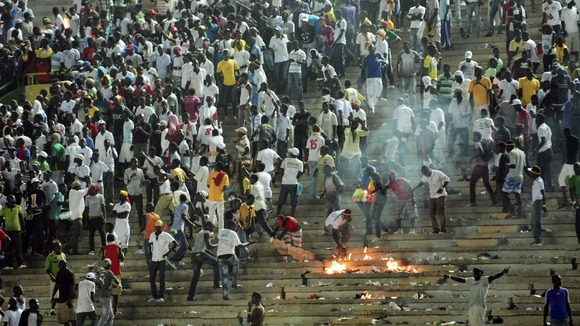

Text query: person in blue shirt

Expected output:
[544,274,573,326]
[362,45,385,113]
[166,194,193,269]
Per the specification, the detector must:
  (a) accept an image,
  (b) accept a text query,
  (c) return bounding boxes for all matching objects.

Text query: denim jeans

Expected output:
[448,127,469,156]
[308,161,318,198]
[150,260,166,299]
[218,254,239,297]
[455,0,462,27]
[357,202,372,235]
[237,229,250,260]
[146,178,160,205]
[128,194,144,230]
[169,230,189,263]
[278,184,298,207]
[531,200,543,243]
[330,43,345,76]
[466,2,482,37]
[487,0,504,34]
[551,318,570,326]
[537,149,553,189]
[255,209,273,237]
[96,297,114,326]
[274,61,289,94]
[410,28,419,51]
[78,310,98,326]
[288,72,303,102]
[370,195,388,238]
[188,251,220,299]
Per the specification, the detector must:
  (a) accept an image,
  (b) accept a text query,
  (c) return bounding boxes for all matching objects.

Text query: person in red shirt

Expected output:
[385,171,418,234]
[271,215,303,247]
[102,233,124,315]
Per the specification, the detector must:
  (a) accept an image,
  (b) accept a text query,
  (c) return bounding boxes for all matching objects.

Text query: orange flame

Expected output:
[360,291,372,299]
[325,260,347,274]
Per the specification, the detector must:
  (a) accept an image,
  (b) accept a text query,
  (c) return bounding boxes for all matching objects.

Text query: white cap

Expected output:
[85,272,96,280]
[511,99,522,106]
[235,127,247,134]
[288,147,299,156]
[465,51,473,59]
[38,151,48,158]
[454,70,464,78]
[422,76,432,87]
[74,153,84,160]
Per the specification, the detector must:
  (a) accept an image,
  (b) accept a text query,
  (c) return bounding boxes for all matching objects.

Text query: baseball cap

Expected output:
[38,151,48,158]
[465,51,473,59]
[235,127,247,134]
[275,26,282,31]
[454,70,464,78]
[103,258,112,266]
[288,147,299,156]
[155,220,164,227]
[74,153,84,160]
[511,99,522,106]
[527,165,541,175]
[86,272,96,280]
[71,181,82,188]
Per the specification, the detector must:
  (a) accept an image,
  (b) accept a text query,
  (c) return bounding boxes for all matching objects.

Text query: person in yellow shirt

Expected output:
[517,68,540,106]
[216,49,240,120]
[508,28,524,66]
[422,44,439,81]
[468,67,493,114]
[555,36,570,64]
[207,162,230,231]
[83,97,99,119]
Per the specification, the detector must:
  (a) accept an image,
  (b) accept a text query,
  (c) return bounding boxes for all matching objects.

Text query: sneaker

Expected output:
[108,203,115,207]
[213,284,222,289]
[156,298,165,302]
[146,298,157,302]
[440,229,448,234]
[178,262,186,266]
[531,241,543,246]
[371,237,381,243]
[268,237,274,244]
[394,229,404,235]
[135,249,145,254]
[187,297,197,301]
[232,284,242,288]
[88,251,95,255]
[223,296,229,300]
[200,269,204,277]
[50,309,56,315]
[408,229,417,235]
[166,260,177,270]
[430,230,440,234]
[3,267,12,270]
[17,264,26,269]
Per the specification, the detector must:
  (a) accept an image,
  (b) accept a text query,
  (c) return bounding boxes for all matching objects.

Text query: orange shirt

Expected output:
[144,212,160,240]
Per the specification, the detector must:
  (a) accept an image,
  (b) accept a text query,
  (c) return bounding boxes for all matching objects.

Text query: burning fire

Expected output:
[382,256,418,273]
[325,260,348,274]
[360,292,372,299]
[363,247,372,261]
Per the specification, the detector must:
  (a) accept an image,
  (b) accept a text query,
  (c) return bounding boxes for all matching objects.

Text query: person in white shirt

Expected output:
[148,220,177,302]
[458,51,478,80]
[288,40,307,103]
[535,113,554,191]
[412,166,450,234]
[269,26,290,93]
[543,0,563,35]
[64,181,88,255]
[76,272,98,324]
[276,148,304,216]
[408,0,426,51]
[561,0,580,61]
[3,297,22,326]
[324,208,353,257]
[473,109,496,141]
[331,10,348,77]
[306,125,326,198]
[216,220,249,300]
[112,191,132,254]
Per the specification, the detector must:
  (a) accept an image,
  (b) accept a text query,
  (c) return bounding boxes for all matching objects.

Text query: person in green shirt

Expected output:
[37,151,51,172]
[0,195,25,269]
[45,240,66,316]
[51,133,66,183]
[47,183,67,245]
[568,163,580,244]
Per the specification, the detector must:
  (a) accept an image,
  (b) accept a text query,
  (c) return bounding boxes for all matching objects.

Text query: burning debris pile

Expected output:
[324,248,418,274]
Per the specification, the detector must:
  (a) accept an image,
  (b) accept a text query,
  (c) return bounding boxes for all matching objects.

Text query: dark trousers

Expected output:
[63,219,82,254]
[88,218,105,252]
[429,196,447,232]
[537,149,553,189]
[103,172,114,203]
[150,260,166,299]
[5,231,23,267]
[129,194,144,230]
[470,165,497,204]
[255,209,273,236]
[330,43,345,77]
[188,251,220,299]
[146,178,160,205]
[448,127,468,156]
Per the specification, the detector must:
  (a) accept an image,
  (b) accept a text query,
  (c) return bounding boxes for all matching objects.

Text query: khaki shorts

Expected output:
[57,300,76,323]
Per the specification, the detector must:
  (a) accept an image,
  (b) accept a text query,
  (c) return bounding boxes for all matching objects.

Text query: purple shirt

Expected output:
[342,4,357,30]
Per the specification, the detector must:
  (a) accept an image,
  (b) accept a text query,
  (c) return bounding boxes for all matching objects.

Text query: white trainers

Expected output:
[156,298,165,302]
[394,229,404,235]
[268,237,274,244]
[135,249,145,254]
[408,229,417,235]
[88,251,95,255]
[17,265,26,269]
[371,237,381,243]
[3,266,12,270]
[146,298,156,302]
